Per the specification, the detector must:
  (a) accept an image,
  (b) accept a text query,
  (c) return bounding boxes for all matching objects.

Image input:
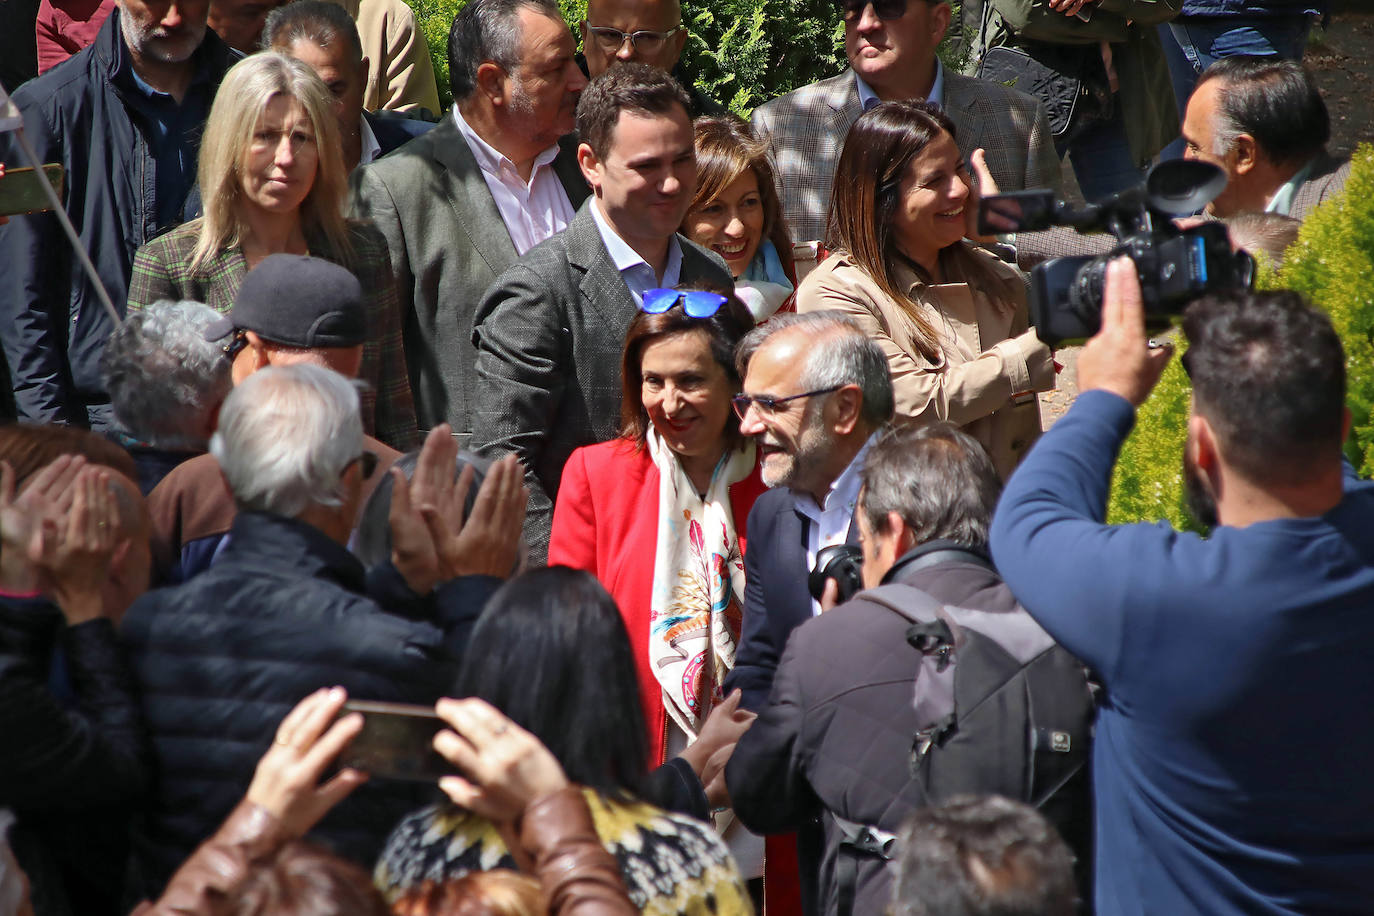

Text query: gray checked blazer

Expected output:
[753,68,1071,245]
[349,119,591,447]
[468,201,734,562]
[1290,152,1351,222]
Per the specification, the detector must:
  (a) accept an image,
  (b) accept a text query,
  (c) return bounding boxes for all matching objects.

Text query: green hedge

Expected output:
[407,0,966,115]
[1106,143,1374,528]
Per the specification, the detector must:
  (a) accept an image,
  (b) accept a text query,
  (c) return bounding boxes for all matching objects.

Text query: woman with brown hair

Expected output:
[680,116,796,321]
[797,100,1055,479]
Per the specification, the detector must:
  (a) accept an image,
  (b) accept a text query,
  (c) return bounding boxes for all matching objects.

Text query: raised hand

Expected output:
[0,455,84,593]
[32,465,120,624]
[421,453,527,580]
[432,697,568,824]
[246,687,367,839]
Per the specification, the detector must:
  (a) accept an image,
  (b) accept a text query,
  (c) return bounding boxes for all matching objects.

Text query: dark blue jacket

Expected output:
[363,108,435,156]
[992,390,1374,916]
[722,486,859,713]
[120,510,497,897]
[1178,0,1323,16]
[0,11,236,427]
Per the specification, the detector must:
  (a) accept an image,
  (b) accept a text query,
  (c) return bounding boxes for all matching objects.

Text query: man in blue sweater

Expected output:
[990,258,1374,916]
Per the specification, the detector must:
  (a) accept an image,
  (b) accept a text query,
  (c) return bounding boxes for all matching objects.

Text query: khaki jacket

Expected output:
[796,245,1055,478]
[325,0,440,114]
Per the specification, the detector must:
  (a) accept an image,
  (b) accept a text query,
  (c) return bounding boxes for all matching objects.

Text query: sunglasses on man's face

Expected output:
[841,0,911,21]
[641,288,729,319]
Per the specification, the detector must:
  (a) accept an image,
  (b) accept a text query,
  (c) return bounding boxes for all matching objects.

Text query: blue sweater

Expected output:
[991,390,1374,916]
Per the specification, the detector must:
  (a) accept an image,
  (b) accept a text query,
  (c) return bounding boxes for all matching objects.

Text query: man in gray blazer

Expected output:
[469,63,733,560]
[755,0,1071,245]
[1180,56,1349,221]
[350,0,590,446]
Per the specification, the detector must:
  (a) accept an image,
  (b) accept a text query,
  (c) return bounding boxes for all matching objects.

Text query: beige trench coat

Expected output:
[796,244,1055,479]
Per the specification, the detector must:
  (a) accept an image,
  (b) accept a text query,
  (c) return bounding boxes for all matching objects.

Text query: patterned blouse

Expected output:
[374,790,754,915]
[126,219,420,451]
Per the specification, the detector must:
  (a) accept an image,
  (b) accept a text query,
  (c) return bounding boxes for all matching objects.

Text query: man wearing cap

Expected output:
[145,254,400,584]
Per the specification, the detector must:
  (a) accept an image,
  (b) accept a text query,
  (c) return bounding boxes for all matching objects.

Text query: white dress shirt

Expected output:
[794,434,876,616]
[588,197,684,304]
[357,114,383,167]
[452,108,575,255]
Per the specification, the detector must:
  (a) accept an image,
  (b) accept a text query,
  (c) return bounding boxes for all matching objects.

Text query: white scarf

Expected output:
[646,430,755,739]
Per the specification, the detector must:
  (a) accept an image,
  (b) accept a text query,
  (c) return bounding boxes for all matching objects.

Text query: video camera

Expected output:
[977,160,1256,347]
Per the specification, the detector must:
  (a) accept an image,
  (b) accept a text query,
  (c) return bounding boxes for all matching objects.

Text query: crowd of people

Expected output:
[0,0,1364,912]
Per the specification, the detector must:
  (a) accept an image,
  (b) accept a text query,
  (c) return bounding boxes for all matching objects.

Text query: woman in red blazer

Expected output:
[550,289,764,766]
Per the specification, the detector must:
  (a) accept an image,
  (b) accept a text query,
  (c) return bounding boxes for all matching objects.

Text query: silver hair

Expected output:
[448,0,562,101]
[859,423,1001,548]
[100,301,233,450]
[736,310,895,428]
[209,364,363,517]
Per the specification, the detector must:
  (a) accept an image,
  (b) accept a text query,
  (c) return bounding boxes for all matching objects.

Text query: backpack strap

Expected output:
[831,812,901,916]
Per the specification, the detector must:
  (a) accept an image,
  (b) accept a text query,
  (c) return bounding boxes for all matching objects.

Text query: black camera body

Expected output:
[809,544,865,605]
[979,160,1255,347]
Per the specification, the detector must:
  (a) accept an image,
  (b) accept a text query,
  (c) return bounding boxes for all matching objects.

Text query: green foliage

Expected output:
[1105,144,1374,526]
[1280,145,1374,475]
[404,0,964,116]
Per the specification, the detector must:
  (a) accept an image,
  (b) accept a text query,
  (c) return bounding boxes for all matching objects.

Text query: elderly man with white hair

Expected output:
[120,362,527,897]
[100,300,233,494]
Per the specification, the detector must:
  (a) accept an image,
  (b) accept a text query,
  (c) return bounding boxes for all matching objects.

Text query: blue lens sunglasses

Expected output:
[640,288,728,318]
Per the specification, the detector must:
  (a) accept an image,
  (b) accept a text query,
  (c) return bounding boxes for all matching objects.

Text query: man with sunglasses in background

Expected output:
[753,0,1070,248]
[578,0,723,116]
[469,64,733,563]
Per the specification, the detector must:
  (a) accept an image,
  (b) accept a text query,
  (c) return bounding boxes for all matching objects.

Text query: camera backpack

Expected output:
[829,559,1096,916]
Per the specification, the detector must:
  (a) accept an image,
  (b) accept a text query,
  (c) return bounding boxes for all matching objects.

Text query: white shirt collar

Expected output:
[452,106,561,184]
[357,114,382,167]
[1265,155,1318,216]
[588,197,684,294]
[854,59,945,111]
[794,433,876,522]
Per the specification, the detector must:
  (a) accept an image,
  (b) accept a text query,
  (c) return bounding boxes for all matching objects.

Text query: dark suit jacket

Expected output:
[362,109,435,158]
[468,201,733,562]
[722,485,860,713]
[350,119,591,444]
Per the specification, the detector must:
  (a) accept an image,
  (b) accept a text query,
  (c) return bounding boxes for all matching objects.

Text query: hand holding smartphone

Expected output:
[336,699,460,782]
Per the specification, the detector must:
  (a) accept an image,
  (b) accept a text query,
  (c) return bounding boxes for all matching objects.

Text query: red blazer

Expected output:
[549,437,767,765]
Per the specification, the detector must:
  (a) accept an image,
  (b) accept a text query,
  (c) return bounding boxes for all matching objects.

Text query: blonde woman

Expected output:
[126,51,418,450]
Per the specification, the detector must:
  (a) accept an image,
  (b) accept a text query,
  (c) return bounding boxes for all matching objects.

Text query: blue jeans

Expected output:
[1158,14,1313,158]
[1057,101,1145,202]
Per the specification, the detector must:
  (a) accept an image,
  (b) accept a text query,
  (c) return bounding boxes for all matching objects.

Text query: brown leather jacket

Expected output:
[131,787,635,915]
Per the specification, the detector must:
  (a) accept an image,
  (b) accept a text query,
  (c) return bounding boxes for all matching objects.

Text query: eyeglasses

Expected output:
[347,450,380,478]
[731,385,845,420]
[221,329,249,361]
[584,24,683,55]
[840,0,910,21]
[641,288,728,318]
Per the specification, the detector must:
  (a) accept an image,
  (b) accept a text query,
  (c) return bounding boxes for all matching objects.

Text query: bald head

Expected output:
[581,0,686,79]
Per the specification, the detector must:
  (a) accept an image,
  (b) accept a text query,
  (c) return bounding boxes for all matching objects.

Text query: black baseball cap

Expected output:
[203,254,367,349]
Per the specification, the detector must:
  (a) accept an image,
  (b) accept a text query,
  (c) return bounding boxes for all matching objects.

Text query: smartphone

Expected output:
[337,699,459,783]
[0,164,64,217]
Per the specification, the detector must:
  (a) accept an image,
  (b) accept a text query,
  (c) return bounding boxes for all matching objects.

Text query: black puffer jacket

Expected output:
[120,510,496,897]
[0,10,236,426]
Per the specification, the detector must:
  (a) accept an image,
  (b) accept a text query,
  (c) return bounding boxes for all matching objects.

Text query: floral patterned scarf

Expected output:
[646,430,755,739]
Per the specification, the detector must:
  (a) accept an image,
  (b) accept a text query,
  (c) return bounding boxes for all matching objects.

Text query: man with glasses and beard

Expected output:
[752,0,1069,247]
[991,259,1374,915]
